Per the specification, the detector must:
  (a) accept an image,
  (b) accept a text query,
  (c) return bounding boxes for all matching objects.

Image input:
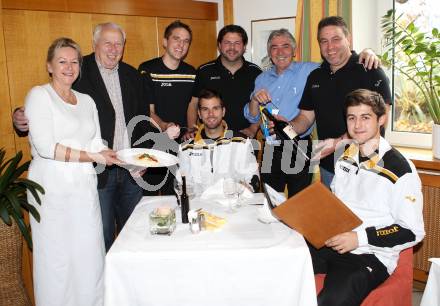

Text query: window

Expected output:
[385,0,439,148]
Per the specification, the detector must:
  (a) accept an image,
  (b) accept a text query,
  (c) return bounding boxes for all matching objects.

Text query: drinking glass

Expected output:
[186,182,196,200]
[236,179,246,206]
[223,178,238,212]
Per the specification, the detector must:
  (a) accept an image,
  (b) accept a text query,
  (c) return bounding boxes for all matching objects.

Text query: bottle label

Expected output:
[283,125,297,139]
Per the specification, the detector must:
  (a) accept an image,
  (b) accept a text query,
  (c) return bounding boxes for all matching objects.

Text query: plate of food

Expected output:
[117,148,178,168]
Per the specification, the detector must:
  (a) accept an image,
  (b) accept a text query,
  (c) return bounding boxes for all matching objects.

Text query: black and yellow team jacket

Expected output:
[178,122,259,193]
[332,137,425,275]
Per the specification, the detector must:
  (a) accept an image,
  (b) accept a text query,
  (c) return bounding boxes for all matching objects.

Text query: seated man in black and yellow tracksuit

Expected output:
[178,88,259,194]
[310,89,425,306]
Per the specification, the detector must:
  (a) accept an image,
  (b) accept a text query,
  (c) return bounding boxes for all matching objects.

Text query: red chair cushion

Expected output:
[314,248,413,306]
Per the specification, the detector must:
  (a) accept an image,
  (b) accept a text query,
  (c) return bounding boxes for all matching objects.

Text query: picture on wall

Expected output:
[251,17,295,71]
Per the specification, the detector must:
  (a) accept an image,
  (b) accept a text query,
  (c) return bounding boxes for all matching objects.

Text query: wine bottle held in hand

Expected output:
[261,108,309,161]
[180,176,190,224]
[261,108,298,140]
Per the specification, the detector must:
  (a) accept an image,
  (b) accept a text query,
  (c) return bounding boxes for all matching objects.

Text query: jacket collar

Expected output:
[193,121,229,145]
[339,137,391,170]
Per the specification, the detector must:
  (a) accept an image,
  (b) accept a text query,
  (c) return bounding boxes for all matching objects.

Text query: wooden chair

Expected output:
[314,247,413,306]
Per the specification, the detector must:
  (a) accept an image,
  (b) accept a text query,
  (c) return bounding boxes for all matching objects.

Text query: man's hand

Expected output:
[267,114,289,135]
[311,134,348,161]
[325,231,359,254]
[358,48,380,70]
[240,123,259,138]
[118,162,147,177]
[129,167,147,178]
[311,138,338,160]
[251,89,272,105]
[13,107,29,132]
[160,121,174,131]
[182,127,197,141]
[165,123,180,139]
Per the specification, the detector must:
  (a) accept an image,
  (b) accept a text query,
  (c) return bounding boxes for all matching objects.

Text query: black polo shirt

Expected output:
[299,51,391,173]
[193,56,262,131]
[139,57,196,127]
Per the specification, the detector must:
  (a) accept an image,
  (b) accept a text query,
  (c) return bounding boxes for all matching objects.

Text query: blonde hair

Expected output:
[46,37,82,76]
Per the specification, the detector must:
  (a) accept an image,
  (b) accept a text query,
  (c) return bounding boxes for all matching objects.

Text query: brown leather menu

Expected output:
[272,181,362,249]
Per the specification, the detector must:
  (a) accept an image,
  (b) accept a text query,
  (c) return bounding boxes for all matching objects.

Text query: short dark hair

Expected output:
[198,88,225,109]
[345,89,386,119]
[317,16,349,40]
[217,24,248,45]
[164,20,192,42]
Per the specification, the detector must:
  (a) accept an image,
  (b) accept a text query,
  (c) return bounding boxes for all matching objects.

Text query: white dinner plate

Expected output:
[117,148,178,168]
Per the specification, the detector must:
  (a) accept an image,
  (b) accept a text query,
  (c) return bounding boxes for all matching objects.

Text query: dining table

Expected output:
[420,258,440,306]
[104,194,317,306]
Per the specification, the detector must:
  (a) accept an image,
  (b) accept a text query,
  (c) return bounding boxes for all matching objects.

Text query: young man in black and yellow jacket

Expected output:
[178,88,259,194]
[310,89,425,306]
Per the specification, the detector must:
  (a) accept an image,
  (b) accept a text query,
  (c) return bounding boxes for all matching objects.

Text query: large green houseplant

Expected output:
[381,9,440,157]
[381,9,439,125]
[0,148,44,306]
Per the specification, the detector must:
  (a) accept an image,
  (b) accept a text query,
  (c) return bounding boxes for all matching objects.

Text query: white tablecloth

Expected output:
[421,258,440,306]
[104,195,317,306]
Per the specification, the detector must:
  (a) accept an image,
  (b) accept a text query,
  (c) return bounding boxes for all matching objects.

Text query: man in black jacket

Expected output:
[80,23,154,251]
[13,22,163,251]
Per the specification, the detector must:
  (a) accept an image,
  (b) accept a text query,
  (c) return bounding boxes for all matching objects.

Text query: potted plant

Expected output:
[380,9,440,157]
[0,148,44,306]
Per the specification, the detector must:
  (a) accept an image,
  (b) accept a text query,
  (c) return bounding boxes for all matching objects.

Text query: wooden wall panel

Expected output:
[4,10,84,161]
[1,3,217,304]
[223,0,234,25]
[2,10,161,162]
[3,0,218,20]
[0,1,14,159]
[157,17,217,68]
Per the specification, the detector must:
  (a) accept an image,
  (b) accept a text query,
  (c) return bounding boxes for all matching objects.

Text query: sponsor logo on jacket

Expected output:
[189,152,203,157]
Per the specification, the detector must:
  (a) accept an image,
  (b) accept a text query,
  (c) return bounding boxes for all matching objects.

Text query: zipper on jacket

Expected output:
[209,146,214,173]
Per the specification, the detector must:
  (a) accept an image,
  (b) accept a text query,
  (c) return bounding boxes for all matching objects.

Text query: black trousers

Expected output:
[308,243,390,306]
[261,136,313,197]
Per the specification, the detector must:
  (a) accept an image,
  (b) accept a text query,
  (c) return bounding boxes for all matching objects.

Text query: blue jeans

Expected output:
[98,167,142,251]
[320,167,334,189]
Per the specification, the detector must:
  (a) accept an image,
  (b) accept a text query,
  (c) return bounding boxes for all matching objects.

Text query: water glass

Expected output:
[223,178,238,212]
[236,180,246,205]
[186,182,196,200]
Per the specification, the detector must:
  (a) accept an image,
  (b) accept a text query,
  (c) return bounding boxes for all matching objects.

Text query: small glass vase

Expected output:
[149,207,176,235]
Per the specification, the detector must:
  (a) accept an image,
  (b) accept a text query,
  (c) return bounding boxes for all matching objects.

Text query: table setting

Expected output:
[104,187,318,306]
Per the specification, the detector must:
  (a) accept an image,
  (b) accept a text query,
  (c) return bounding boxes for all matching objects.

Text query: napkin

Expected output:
[264,183,287,206]
[200,178,253,202]
[257,201,280,224]
[256,185,285,223]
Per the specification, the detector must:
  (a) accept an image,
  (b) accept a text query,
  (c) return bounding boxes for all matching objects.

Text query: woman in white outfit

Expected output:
[25,37,119,306]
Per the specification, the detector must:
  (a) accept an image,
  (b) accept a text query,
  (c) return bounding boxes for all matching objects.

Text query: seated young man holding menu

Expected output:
[309,89,425,306]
